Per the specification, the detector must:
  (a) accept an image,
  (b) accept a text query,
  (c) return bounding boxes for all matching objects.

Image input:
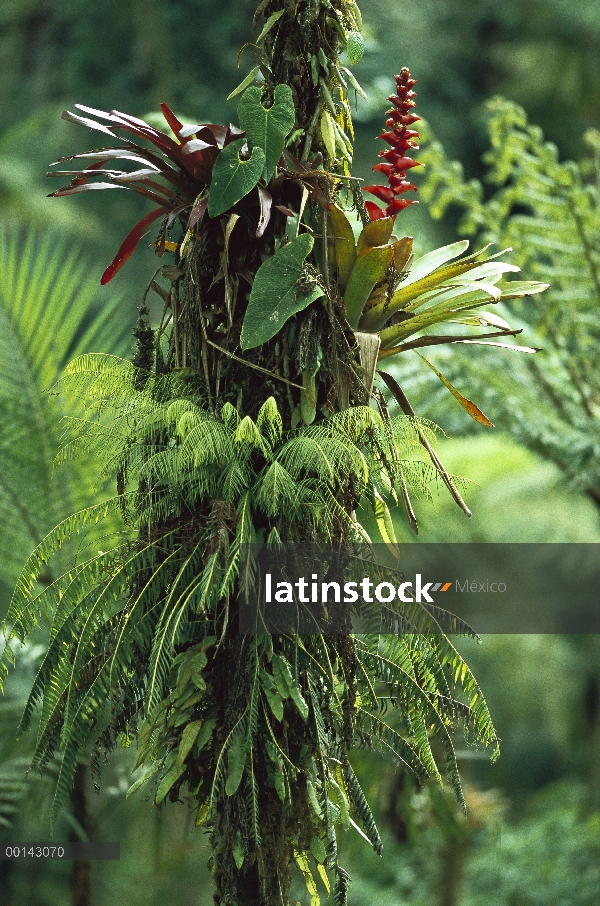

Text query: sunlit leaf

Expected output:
[356,217,394,254]
[455,340,540,353]
[294,851,320,906]
[341,66,368,100]
[393,236,413,272]
[320,110,336,162]
[415,351,494,427]
[373,490,399,558]
[328,204,356,289]
[343,245,393,328]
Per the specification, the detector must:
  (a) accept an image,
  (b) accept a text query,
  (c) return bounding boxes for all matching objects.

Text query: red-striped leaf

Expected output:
[160,102,185,140]
[61,109,117,138]
[100,206,167,285]
[50,182,127,196]
[182,138,215,154]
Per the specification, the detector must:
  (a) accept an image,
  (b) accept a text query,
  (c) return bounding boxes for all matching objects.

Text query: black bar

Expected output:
[238,542,600,634]
[0,843,120,860]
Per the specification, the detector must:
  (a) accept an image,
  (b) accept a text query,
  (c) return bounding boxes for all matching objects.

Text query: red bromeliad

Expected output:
[363,68,421,221]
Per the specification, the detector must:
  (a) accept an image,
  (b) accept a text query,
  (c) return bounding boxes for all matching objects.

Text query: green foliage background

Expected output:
[0,1,598,904]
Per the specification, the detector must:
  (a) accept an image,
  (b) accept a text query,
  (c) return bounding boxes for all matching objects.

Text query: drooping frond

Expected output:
[0,229,131,598]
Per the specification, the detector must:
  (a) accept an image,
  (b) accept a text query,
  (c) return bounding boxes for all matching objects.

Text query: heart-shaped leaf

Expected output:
[241,233,323,350]
[238,84,296,181]
[208,139,265,218]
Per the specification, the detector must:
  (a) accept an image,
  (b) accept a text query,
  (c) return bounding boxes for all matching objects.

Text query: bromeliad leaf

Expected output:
[208,140,265,218]
[240,234,324,350]
[238,85,296,182]
[328,205,356,289]
[415,351,494,427]
[356,217,395,254]
[101,206,168,284]
[343,244,393,328]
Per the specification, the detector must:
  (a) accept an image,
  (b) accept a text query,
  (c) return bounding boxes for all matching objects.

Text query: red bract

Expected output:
[47,103,231,283]
[363,68,421,221]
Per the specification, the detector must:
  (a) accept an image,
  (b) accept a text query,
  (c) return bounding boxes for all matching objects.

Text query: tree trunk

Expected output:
[156,5,363,903]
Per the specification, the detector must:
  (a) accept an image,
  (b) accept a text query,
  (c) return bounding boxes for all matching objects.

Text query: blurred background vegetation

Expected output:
[0,1,598,904]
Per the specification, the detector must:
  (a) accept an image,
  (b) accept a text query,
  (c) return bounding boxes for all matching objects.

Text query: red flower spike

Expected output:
[385,198,416,215]
[362,67,421,221]
[389,177,418,194]
[363,184,395,204]
[364,201,386,221]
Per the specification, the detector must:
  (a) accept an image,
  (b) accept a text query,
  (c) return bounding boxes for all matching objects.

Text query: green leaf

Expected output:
[126,762,158,799]
[343,244,393,328]
[294,851,321,906]
[359,245,505,331]
[274,766,286,801]
[301,370,317,426]
[240,234,323,349]
[306,778,323,819]
[256,9,284,44]
[208,140,265,218]
[194,717,217,755]
[341,66,368,100]
[320,110,336,162]
[328,204,357,289]
[373,490,399,555]
[290,685,309,721]
[403,240,470,286]
[225,728,247,796]
[261,669,284,721]
[346,30,365,66]
[310,835,327,864]
[271,653,292,699]
[356,217,394,254]
[227,66,261,102]
[233,830,245,869]
[156,760,184,805]
[238,84,296,181]
[273,653,309,720]
[175,719,203,773]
